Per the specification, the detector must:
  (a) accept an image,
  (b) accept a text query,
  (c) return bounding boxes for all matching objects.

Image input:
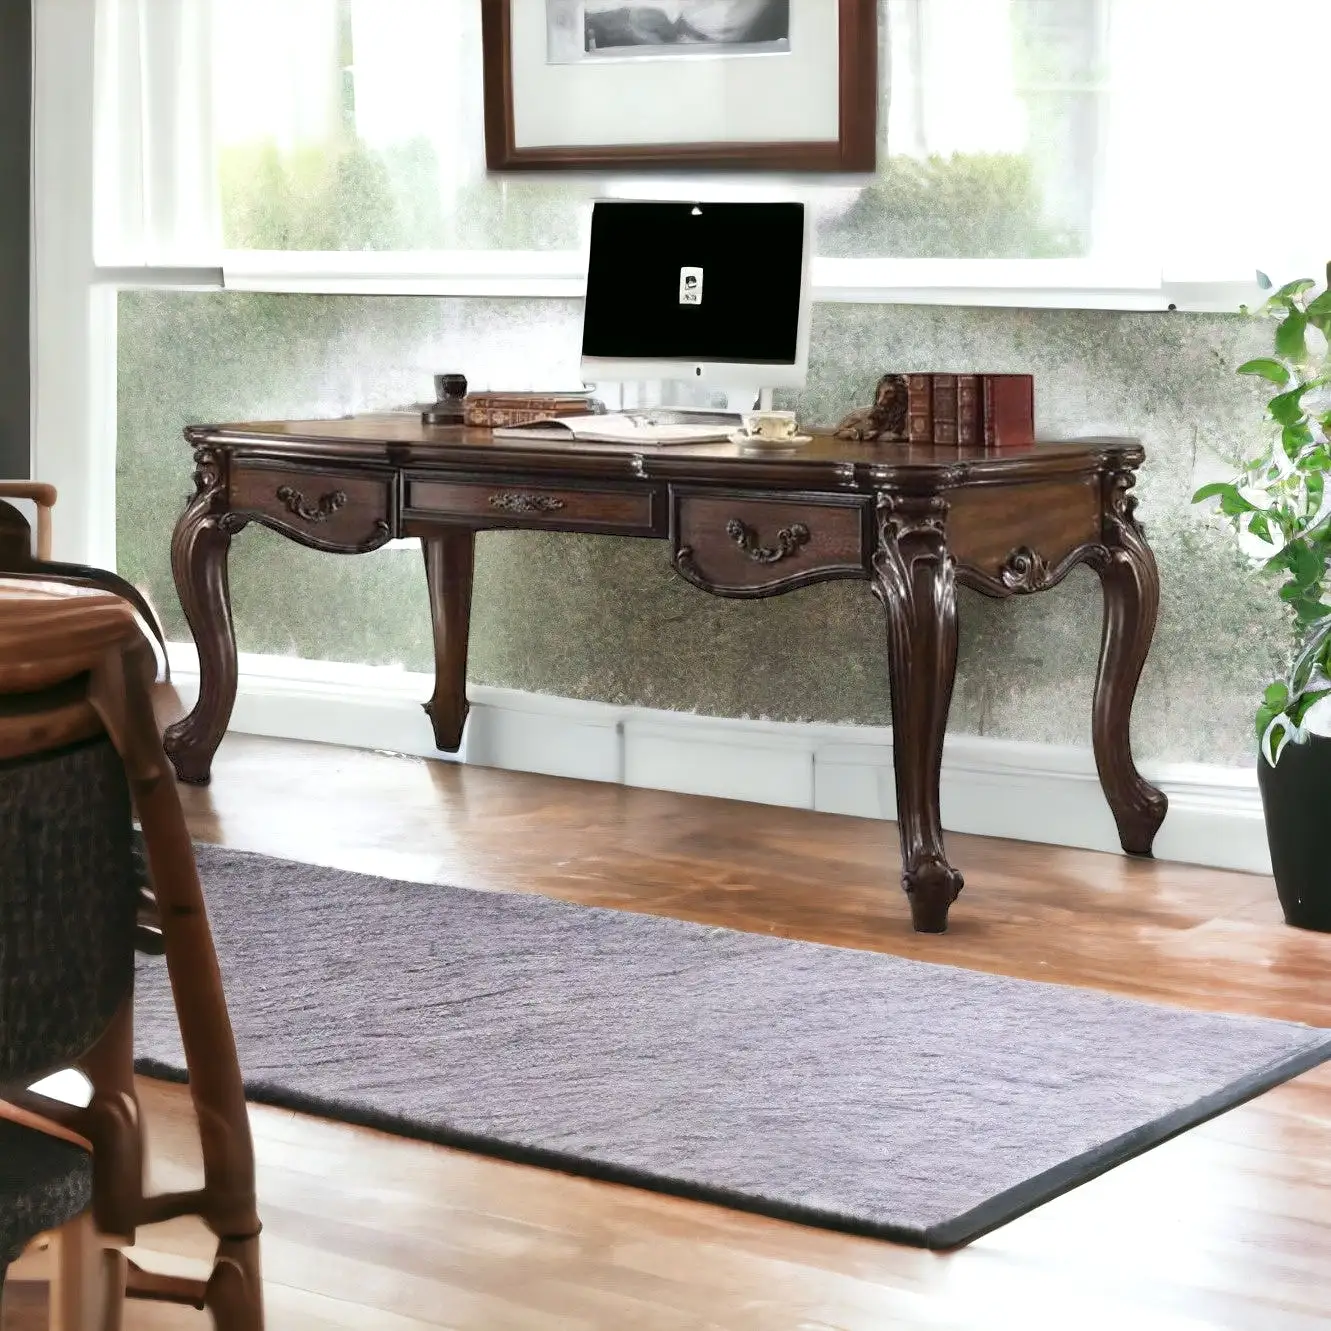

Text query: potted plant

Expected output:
[1194,268,1331,930]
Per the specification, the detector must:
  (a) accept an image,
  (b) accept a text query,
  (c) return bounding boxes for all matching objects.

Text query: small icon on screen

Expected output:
[679,267,703,305]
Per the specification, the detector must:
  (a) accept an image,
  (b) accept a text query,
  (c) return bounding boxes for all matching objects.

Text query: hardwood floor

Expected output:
[7,729,1331,1330]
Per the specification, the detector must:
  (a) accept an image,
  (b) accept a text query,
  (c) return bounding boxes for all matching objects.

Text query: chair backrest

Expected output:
[0,583,139,1094]
[0,500,32,565]
[0,487,171,684]
[0,484,56,563]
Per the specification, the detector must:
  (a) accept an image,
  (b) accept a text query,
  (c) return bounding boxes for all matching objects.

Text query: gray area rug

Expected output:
[133,845,1331,1248]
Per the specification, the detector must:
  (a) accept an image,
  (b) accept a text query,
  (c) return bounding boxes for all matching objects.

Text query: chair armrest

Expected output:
[0,483,57,560]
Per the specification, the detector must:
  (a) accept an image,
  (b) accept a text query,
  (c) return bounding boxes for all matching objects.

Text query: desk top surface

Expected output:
[189,416,1145,486]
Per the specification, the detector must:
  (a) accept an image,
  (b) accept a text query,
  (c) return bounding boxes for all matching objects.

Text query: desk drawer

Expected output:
[405,476,660,534]
[672,490,870,597]
[229,462,393,551]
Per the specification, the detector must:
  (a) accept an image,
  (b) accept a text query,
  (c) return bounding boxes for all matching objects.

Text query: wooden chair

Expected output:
[0,483,170,680]
[0,576,263,1328]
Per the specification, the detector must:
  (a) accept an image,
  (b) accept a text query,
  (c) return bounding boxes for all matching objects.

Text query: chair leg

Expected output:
[87,637,263,1328]
[74,999,143,1246]
[48,1215,125,1331]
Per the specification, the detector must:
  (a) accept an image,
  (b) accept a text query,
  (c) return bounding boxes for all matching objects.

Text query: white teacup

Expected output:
[742,410,798,442]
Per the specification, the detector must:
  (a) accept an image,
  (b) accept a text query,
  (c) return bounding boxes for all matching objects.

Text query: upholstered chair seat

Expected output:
[0,1122,92,1276]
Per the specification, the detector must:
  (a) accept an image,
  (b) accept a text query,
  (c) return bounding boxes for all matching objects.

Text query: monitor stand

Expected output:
[661,386,773,418]
[590,381,775,419]
[714,386,774,413]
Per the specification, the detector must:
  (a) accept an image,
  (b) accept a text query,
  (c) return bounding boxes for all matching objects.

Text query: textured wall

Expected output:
[0,1,30,479]
[117,292,1279,767]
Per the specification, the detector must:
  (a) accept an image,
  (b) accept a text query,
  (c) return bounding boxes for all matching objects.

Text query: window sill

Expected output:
[93,252,1262,314]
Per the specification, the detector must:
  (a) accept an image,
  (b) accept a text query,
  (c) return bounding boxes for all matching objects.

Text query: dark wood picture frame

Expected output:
[481,0,878,172]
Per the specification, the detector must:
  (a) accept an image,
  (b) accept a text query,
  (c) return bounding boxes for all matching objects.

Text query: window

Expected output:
[93,0,1331,303]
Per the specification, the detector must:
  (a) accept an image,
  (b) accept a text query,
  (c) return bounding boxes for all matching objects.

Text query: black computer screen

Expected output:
[581,201,805,366]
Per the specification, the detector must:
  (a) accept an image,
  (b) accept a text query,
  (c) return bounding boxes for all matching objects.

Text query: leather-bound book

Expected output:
[464,391,601,428]
[981,375,1035,448]
[906,374,933,442]
[955,374,982,446]
[931,374,958,445]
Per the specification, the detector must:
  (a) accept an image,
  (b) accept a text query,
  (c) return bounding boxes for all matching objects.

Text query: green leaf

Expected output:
[1220,489,1259,515]
[1284,422,1313,457]
[1269,384,1311,425]
[1265,716,1296,766]
[1306,287,1331,317]
[1256,703,1279,740]
[1275,278,1316,300]
[1265,680,1291,708]
[1308,472,1325,514]
[1237,357,1292,386]
[1291,617,1331,693]
[1275,311,1309,360]
[1291,689,1327,726]
[1249,511,1273,542]
[1293,597,1331,627]
[1192,481,1246,506]
[1289,542,1323,587]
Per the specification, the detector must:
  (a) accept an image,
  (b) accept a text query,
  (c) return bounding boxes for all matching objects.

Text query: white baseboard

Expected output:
[165,646,1270,877]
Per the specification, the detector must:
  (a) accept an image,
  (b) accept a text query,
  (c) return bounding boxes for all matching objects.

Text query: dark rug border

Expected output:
[135,1032,1331,1250]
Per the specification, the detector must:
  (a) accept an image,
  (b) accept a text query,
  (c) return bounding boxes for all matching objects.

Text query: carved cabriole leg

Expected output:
[1089,469,1169,855]
[163,447,244,785]
[421,528,475,752]
[871,494,964,933]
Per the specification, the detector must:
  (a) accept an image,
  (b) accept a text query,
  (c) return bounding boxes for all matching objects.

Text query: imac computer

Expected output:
[580,199,813,417]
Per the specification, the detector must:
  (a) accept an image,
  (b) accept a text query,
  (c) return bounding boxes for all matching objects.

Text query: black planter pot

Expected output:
[1257,734,1331,932]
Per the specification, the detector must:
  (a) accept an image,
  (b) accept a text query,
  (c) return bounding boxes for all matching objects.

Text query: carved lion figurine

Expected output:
[834,373,910,443]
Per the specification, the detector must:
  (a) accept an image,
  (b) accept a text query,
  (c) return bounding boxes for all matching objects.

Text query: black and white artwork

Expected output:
[547,0,792,64]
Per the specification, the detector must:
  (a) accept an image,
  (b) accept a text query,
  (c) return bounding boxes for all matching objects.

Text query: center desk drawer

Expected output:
[405,476,661,534]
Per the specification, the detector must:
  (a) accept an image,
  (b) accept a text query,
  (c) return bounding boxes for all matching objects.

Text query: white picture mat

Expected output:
[510,0,840,150]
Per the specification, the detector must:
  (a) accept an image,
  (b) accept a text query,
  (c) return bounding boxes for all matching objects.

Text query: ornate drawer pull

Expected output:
[489,492,566,514]
[276,485,347,524]
[726,518,810,564]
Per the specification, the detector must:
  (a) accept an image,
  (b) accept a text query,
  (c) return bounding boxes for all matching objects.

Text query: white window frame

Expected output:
[102,250,1261,313]
[35,0,1262,569]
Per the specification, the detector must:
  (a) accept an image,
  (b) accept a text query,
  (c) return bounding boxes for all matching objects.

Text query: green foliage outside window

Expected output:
[221,137,1077,260]
[815,153,1079,260]
[219,139,588,252]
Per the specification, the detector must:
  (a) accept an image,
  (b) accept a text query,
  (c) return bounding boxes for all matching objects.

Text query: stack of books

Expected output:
[905,374,1034,447]
[463,391,602,428]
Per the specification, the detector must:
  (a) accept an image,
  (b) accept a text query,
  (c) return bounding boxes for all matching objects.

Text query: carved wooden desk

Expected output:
[164,419,1167,932]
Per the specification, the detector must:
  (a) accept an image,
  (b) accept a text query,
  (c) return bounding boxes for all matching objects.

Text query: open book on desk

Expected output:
[492,412,736,447]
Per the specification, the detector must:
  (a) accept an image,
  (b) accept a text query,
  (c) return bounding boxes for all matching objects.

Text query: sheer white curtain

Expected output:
[95,0,488,262]
[93,0,220,265]
[1097,0,1331,282]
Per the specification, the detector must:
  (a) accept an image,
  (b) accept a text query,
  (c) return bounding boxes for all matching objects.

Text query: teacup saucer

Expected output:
[730,430,812,453]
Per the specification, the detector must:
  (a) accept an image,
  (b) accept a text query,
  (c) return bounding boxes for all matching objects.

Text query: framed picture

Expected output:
[481,0,878,172]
